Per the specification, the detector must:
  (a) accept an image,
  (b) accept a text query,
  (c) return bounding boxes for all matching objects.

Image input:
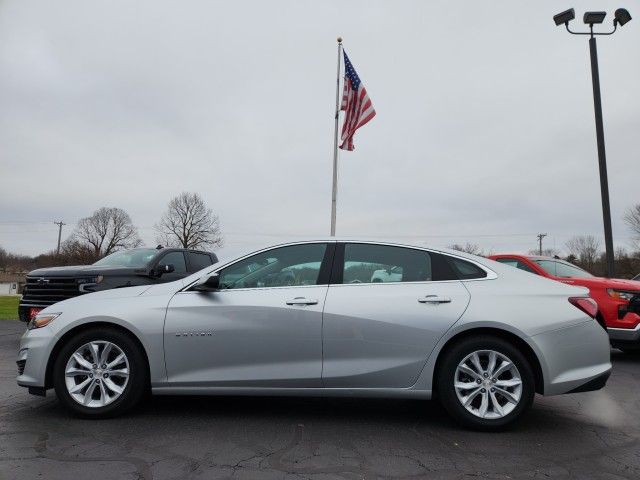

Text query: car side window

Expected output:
[516,262,537,274]
[447,257,487,280]
[535,260,557,276]
[188,252,213,272]
[342,244,432,284]
[218,243,327,290]
[495,258,537,275]
[159,252,187,273]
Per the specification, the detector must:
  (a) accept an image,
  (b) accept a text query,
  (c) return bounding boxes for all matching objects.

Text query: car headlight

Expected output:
[28,312,61,330]
[607,289,638,301]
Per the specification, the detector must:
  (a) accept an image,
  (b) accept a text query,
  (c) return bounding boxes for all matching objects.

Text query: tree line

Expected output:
[3,200,640,278]
[0,192,222,272]
[448,204,640,279]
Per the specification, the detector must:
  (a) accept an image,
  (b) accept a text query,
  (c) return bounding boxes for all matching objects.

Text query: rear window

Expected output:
[447,257,487,280]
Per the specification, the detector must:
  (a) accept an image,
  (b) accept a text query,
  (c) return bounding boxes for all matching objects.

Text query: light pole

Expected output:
[553,8,632,278]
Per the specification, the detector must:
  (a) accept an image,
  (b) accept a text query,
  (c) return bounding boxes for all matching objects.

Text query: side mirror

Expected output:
[192,273,220,292]
[156,264,175,276]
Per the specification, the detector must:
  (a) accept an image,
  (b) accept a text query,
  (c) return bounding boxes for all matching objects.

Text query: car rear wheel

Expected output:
[437,335,535,431]
[53,328,147,418]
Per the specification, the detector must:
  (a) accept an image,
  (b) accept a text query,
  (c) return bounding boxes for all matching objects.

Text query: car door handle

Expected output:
[418,295,452,304]
[286,297,319,306]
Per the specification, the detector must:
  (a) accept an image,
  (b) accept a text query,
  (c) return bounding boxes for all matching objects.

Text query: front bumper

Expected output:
[531,319,612,396]
[16,326,55,389]
[608,323,640,342]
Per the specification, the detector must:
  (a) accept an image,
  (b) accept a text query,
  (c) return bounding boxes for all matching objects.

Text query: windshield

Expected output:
[534,259,594,278]
[93,248,158,268]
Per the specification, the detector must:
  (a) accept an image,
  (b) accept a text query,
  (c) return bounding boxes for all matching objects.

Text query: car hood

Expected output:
[27,265,148,277]
[37,284,154,317]
[560,277,640,291]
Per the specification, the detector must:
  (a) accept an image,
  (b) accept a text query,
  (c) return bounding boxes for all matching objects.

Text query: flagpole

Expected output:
[330,36,342,236]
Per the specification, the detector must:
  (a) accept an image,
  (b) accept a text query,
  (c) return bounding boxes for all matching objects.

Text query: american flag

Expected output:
[339,50,376,151]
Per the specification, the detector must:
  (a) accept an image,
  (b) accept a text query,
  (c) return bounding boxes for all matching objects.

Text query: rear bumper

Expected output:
[567,369,611,393]
[530,319,612,396]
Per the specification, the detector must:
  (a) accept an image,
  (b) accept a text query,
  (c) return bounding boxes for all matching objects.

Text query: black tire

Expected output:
[615,346,640,354]
[53,327,148,418]
[436,335,535,431]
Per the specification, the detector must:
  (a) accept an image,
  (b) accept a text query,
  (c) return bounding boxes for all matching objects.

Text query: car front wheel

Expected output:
[53,327,147,418]
[437,335,535,431]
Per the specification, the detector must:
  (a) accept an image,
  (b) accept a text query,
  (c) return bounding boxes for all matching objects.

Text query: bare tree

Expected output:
[70,207,142,257]
[624,204,640,249]
[565,235,601,271]
[155,192,223,249]
[448,242,485,256]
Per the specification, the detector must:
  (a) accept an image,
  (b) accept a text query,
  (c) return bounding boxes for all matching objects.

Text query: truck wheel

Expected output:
[616,346,640,354]
[53,327,148,418]
[436,335,535,431]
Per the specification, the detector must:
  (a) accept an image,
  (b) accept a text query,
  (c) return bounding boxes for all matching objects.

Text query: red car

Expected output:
[488,254,640,352]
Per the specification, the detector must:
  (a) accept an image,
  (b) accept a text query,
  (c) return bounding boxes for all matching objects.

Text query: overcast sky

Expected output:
[1,0,639,258]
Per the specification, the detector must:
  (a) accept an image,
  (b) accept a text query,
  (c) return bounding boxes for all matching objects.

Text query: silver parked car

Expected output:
[17,240,611,430]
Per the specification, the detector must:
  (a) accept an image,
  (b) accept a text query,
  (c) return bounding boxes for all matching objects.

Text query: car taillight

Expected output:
[569,297,598,318]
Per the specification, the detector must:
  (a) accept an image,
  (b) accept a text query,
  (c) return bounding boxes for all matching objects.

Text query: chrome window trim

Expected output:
[180,241,334,292]
[340,240,497,283]
[329,279,462,288]
[180,240,497,293]
[177,283,328,295]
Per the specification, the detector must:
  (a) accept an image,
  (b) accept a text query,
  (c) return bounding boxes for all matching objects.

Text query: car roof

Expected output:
[146,247,214,254]
[126,246,217,259]
[215,237,489,262]
[491,253,551,261]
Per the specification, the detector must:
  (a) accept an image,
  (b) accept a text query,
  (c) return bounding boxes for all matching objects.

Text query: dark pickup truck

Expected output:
[19,246,218,322]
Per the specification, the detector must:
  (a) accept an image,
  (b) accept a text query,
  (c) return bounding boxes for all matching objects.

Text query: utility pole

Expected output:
[54,221,66,255]
[537,233,547,256]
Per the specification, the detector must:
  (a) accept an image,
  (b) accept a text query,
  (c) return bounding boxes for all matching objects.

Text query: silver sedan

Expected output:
[16,240,611,430]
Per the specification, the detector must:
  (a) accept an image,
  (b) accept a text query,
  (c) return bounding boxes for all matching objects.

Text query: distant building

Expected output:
[0,272,26,295]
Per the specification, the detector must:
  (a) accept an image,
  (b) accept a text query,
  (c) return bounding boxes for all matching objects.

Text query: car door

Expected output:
[155,251,189,282]
[186,251,215,273]
[164,242,334,387]
[322,243,471,388]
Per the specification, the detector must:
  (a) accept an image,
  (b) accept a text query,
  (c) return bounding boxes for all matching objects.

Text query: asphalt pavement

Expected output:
[1,319,640,480]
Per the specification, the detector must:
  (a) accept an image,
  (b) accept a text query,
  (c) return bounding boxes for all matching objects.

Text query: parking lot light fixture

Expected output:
[553,8,575,26]
[614,8,632,27]
[583,11,607,25]
[552,7,632,277]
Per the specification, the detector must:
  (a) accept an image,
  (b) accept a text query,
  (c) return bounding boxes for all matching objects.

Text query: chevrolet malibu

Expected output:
[17,240,612,430]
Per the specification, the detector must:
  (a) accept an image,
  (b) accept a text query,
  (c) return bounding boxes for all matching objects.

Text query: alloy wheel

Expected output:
[64,340,130,408]
[453,349,522,419]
